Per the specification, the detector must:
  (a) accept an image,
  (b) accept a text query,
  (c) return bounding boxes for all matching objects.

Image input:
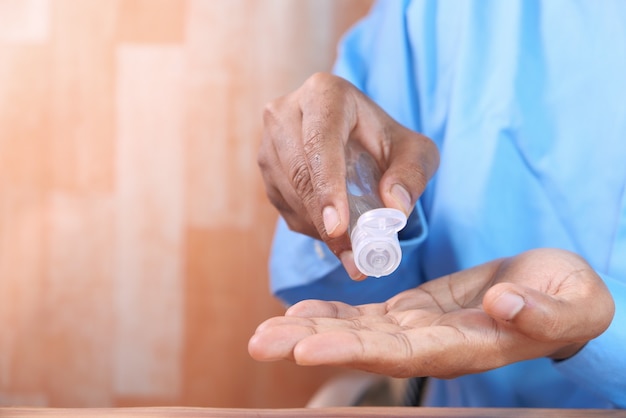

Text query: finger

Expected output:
[286,299,384,319]
[291,327,466,378]
[263,181,318,238]
[298,74,356,243]
[483,280,613,344]
[248,322,314,362]
[339,250,367,281]
[378,130,439,217]
[249,307,397,363]
[264,166,356,267]
[261,96,319,235]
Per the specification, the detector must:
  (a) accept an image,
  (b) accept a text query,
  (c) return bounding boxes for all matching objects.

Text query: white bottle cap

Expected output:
[351,208,407,278]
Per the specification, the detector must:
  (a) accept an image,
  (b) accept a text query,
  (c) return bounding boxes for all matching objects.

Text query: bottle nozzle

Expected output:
[350,208,407,278]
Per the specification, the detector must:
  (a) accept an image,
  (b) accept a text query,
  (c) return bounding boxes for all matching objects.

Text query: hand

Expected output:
[248,248,615,378]
[257,72,439,279]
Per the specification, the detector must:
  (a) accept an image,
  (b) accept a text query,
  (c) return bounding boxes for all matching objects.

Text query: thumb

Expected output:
[483,283,577,342]
[379,131,439,217]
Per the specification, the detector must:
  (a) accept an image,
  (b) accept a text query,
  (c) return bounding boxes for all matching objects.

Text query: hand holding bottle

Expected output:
[257,72,439,279]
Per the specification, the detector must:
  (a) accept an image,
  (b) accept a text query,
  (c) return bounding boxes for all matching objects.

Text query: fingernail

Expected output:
[391,184,412,215]
[322,206,340,236]
[492,293,525,320]
[340,251,366,281]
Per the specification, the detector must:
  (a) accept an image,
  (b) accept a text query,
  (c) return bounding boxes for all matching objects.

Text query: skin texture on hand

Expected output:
[257,72,439,280]
[248,248,615,379]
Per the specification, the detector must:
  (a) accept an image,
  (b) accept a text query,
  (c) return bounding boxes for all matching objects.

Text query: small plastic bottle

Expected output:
[345,141,407,278]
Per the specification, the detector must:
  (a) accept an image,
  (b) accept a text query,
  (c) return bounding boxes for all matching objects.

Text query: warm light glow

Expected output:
[0,0,373,408]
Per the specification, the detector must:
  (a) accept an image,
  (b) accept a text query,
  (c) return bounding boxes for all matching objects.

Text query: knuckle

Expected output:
[264,186,288,213]
[263,184,321,240]
[397,162,430,193]
[411,167,430,192]
[256,142,271,170]
[303,72,333,90]
[301,140,334,199]
[390,136,439,192]
[263,94,294,126]
[413,134,440,174]
[289,159,313,199]
[303,124,325,146]
[303,72,350,95]
[263,99,281,125]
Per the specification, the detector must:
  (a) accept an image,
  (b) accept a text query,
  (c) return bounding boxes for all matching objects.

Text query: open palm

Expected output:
[249,249,614,379]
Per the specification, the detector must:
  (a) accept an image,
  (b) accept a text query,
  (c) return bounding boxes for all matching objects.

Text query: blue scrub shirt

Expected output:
[269,0,626,408]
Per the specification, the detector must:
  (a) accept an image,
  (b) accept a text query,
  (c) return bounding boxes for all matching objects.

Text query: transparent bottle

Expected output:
[345,141,407,278]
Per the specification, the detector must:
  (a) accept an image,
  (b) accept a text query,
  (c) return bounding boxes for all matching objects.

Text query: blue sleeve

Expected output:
[553,273,626,408]
[333,0,422,133]
[271,204,428,306]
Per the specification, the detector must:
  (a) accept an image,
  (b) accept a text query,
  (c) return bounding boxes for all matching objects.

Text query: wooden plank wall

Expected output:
[0,0,373,408]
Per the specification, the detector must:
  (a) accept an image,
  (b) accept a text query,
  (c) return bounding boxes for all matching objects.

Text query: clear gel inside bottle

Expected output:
[345,141,407,278]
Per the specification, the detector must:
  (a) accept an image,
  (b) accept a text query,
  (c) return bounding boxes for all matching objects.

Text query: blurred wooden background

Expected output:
[0,0,373,408]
